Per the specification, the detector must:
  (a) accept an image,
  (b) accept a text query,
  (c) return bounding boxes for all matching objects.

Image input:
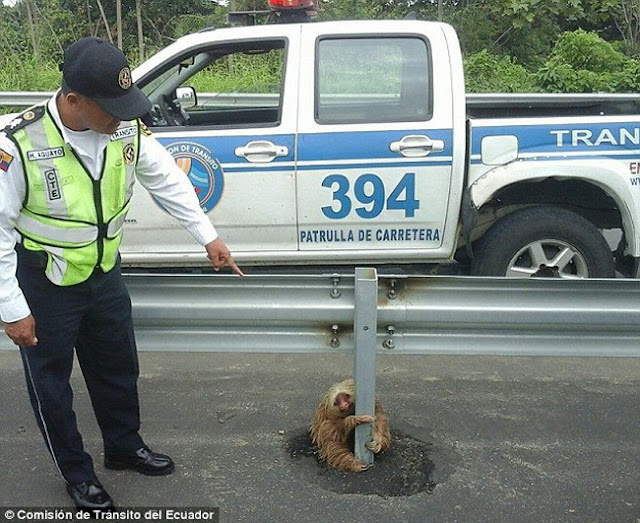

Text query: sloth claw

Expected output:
[365,440,382,453]
[355,459,373,472]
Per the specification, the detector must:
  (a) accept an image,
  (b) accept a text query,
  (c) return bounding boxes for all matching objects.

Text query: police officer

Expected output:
[0,37,243,510]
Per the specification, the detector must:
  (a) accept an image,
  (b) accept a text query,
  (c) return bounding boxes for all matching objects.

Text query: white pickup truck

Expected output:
[7,20,640,278]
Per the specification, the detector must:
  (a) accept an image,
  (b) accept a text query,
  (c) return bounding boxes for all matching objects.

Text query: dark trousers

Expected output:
[17,249,144,485]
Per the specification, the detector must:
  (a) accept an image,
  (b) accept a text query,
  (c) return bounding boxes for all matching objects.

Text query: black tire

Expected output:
[471,206,615,279]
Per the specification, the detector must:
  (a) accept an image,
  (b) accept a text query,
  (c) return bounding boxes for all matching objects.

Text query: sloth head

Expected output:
[326,378,356,417]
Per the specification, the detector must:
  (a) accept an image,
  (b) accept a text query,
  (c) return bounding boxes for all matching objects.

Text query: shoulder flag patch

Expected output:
[0,149,14,172]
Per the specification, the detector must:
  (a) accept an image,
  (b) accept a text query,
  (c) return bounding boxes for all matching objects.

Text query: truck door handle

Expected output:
[234,140,288,163]
[390,135,445,158]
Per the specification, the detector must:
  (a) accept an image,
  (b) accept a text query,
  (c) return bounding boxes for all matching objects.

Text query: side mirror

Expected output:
[176,86,197,109]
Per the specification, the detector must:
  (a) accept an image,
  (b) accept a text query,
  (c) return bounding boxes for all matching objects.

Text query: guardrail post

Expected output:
[353,267,378,467]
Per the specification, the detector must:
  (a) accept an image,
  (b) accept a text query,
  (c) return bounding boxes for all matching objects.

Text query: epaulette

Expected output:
[2,105,46,137]
[138,119,153,137]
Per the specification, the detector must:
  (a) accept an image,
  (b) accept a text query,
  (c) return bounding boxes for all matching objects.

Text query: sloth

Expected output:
[310,378,391,472]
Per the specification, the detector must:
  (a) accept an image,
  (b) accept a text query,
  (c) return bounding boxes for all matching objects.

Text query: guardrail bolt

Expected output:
[388,279,397,300]
[330,275,342,299]
[330,324,340,348]
[382,325,396,350]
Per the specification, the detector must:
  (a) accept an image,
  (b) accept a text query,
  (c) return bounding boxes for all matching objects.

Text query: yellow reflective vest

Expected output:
[8,105,140,285]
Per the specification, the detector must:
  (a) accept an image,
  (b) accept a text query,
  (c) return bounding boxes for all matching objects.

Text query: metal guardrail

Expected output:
[2,272,640,356]
[0,91,53,107]
[0,91,284,108]
[3,91,640,110]
[118,272,640,357]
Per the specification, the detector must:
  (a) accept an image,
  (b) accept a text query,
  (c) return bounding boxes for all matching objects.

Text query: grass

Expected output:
[187,51,283,94]
[0,56,62,91]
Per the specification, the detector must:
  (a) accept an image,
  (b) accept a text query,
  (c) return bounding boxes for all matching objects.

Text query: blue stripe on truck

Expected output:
[471,122,640,156]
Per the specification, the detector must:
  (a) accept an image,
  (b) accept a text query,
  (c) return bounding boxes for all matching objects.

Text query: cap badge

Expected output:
[118,67,132,90]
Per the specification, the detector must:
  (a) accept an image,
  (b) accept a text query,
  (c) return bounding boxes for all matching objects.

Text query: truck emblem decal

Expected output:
[166,142,224,213]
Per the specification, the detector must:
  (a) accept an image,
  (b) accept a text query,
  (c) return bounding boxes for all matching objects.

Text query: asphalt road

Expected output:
[0,350,638,523]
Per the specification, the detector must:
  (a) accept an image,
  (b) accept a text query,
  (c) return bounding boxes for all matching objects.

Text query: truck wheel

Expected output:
[470,206,615,279]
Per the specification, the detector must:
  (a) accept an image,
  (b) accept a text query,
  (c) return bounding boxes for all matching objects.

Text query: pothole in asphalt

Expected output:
[286,426,454,497]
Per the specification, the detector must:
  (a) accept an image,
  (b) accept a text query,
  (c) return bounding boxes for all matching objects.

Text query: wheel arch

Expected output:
[467,165,638,257]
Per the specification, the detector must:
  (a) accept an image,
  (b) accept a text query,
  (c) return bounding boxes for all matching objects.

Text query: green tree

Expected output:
[320,0,408,21]
[611,0,640,55]
[536,29,640,92]
[1,0,638,96]
[464,49,538,92]
[0,0,84,91]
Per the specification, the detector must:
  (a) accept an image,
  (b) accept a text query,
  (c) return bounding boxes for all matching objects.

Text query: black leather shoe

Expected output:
[104,446,175,476]
[66,478,114,510]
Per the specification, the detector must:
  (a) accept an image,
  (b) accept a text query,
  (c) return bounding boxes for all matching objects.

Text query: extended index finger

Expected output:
[225,257,245,277]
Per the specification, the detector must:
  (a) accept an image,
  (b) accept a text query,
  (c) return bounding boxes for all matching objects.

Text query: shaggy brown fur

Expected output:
[310,378,391,472]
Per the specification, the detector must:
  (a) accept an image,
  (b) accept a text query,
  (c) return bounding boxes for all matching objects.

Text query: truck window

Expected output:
[143,40,286,128]
[315,36,432,125]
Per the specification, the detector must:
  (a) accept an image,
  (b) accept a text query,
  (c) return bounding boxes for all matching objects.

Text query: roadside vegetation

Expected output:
[1,0,639,98]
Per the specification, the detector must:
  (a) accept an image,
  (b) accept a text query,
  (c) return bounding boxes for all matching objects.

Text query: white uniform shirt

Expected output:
[0,94,218,323]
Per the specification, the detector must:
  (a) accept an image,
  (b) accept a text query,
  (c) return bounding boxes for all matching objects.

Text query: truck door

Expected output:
[296,22,457,260]
[122,26,301,264]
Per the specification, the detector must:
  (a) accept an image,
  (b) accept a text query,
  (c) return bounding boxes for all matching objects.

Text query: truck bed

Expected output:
[467,93,640,118]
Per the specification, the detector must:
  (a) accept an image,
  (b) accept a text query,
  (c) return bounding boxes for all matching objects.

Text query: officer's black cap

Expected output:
[61,37,151,120]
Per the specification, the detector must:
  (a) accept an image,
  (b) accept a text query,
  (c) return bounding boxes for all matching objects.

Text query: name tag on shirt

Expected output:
[111,126,137,141]
[27,147,65,161]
